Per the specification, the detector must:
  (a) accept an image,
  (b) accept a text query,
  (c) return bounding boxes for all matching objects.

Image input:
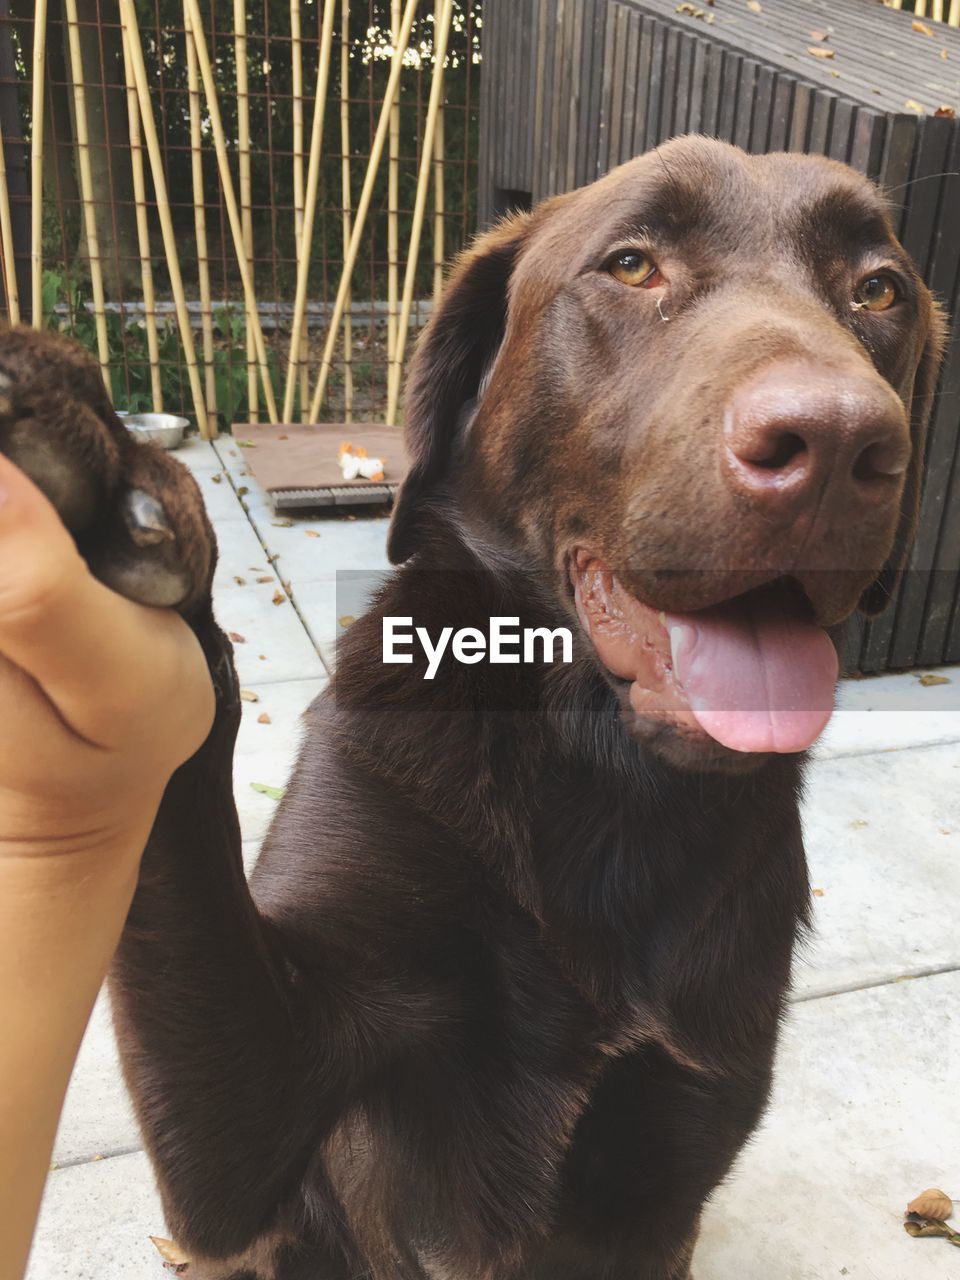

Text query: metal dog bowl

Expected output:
[123,412,189,450]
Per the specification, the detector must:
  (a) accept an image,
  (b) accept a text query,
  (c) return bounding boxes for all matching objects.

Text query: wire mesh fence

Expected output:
[0,0,482,432]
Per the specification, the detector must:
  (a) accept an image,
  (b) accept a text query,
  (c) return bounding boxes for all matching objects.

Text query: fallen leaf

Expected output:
[905,98,925,114]
[233,575,247,586]
[305,529,321,538]
[237,486,249,496]
[339,614,356,628]
[240,689,259,703]
[267,553,280,562]
[236,439,257,448]
[810,28,829,40]
[272,518,294,527]
[908,1189,953,1221]
[942,47,950,59]
[257,712,272,724]
[150,1236,191,1273]
[747,0,761,10]
[259,653,267,660]
[919,673,950,686]
[812,887,825,897]
[256,574,274,583]
[211,472,222,483]
[808,45,835,58]
[904,1217,960,1245]
[228,631,246,643]
[912,19,934,36]
[706,10,714,19]
[934,105,957,118]
[250,781,286,801]
[272,589,287,605]
[849,818,869,829]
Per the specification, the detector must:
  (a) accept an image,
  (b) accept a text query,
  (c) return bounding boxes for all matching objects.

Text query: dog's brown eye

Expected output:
[609,251,660,288]
[854,274,898,312]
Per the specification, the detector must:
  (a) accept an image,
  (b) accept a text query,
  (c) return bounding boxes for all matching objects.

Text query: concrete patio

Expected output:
[27,437,960,1280]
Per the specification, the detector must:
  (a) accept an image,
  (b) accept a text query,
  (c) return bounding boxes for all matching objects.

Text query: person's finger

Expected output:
[0,452,214,758]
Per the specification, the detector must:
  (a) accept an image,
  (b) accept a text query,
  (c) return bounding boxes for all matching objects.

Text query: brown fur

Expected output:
[0,137,944,1279]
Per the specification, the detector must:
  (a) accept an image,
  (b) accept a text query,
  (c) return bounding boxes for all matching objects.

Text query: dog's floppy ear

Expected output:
[858,298,947,616]
[387,212,532,564]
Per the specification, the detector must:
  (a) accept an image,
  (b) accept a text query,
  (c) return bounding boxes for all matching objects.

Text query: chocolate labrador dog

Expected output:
[0,136,944,1279]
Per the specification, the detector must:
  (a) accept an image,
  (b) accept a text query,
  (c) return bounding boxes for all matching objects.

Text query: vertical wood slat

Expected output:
[184,9,215,419]
[386,0,454,425]
[307,0,419,421]
[290,0,308,416]
[433,0,446,305]
[281,0,336,423]
[340,0,353,423]
[64,0,111,392]
[118,0,209,436]
[30,0,48,326]
[122,21,163,410]
[234,0,256,422]
[386,0,401,370]
[182,0,278,422]
[0,118,20,324]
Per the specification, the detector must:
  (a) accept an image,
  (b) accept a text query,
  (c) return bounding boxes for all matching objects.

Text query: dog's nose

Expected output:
[723,361,910,513]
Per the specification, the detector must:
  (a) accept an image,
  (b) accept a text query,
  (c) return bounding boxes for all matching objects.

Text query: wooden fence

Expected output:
[0,0,481,434]
[477,0,960,674]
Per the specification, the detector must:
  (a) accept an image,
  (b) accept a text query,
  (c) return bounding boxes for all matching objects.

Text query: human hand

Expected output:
[0,450,215,859]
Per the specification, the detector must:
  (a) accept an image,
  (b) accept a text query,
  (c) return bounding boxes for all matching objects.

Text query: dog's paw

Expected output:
[0,327,216,617]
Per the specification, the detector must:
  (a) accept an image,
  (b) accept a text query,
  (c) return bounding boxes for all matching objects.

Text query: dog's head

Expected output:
[388,136,945,770]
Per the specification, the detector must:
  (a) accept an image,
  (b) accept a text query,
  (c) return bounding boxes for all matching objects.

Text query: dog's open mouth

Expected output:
[571,552,839,755]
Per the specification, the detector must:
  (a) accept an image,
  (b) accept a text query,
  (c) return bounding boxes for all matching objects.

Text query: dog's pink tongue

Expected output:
[668,597,838,754]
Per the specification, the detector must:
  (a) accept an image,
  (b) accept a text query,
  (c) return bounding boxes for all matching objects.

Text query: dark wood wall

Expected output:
[478,0,960,674]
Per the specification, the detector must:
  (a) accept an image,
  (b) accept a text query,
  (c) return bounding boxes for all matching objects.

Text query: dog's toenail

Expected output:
[124,489,174,546]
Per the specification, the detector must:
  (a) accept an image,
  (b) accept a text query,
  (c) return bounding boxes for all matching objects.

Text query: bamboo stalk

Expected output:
[234,0,257,422]
[931,0,943,23]
[387,0,400,366]
[386,0,453,426]
[307,0,419,422]
[0,119,21,325]
[30,0,48,326]
[280,0,336,423]
[182,0,278,423]
[122,23,162,410]
[432,0,445,306]
[64,0,111,392]
[950,0,959,27]
[290,0,308,416]
[184,9,216,419]
[118,0,210,437]
[340,0,353,423]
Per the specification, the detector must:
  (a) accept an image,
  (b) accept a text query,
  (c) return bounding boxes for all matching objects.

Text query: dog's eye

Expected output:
[854,273,898,312]
[609,251,661,288]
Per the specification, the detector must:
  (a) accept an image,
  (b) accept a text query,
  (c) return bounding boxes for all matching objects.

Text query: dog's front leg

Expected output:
[108,612,317,1266]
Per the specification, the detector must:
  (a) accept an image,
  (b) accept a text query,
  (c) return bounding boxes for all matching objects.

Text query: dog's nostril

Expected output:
[747,431,807,471]
[852,439,907,483]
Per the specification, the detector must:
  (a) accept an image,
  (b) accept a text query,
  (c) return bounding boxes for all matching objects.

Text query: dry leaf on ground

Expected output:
[272,589,287,605]
[747,0,761,10]
[272,518,294,527]
[228,631,246,643]
[934,105,957,118]
[912,19,934,36]
[919,673,950,687]
[211,472,222,483]
[257,712,272,724]
[808,45,835,58]
[908,1189,953,1221]
[305,529,321,538]
[233,575,247,586]
[240,689,259,703]
[256,575,274,583]
[339,615,357,628]
[905,99,925,114]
